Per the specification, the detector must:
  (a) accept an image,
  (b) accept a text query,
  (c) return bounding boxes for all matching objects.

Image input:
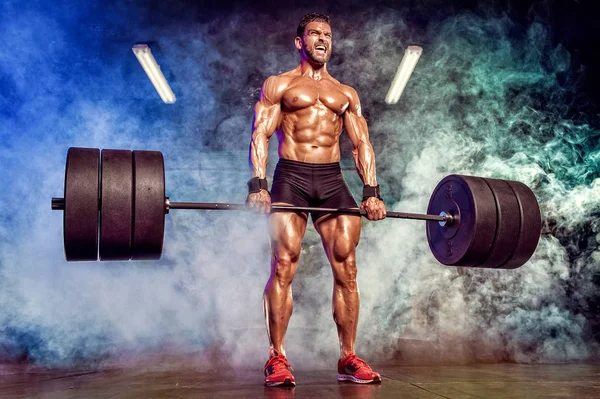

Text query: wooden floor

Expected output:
[1,359,600,398]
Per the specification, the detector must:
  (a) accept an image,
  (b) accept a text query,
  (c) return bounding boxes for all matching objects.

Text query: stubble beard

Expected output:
[304,46,331,65]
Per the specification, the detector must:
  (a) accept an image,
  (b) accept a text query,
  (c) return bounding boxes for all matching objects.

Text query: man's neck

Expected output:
[298,58,328,81]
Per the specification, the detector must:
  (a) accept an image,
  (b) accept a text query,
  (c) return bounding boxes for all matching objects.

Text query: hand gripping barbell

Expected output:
[51,147,542,269]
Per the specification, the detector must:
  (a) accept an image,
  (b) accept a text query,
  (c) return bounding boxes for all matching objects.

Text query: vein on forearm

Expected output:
[250,124,269,178]
[353,138,377,186]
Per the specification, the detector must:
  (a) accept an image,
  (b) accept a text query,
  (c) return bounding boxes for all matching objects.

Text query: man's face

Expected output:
[296,21,332,65]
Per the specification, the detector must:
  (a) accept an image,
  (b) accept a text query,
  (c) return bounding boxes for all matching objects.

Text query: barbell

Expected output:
[51,147,542,268]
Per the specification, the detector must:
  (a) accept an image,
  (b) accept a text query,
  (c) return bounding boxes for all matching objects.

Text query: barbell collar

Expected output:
[52,197,65,210]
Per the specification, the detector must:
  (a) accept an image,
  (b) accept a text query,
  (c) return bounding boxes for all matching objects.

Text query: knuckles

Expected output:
[362,198,386,220]
[247,191,271,214]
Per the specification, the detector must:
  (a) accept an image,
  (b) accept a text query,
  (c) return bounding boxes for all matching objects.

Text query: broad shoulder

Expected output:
[338,83,360,104]
[337,84,362,117]
[260,72,296,104]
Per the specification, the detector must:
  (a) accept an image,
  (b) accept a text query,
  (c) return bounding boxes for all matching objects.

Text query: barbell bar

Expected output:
[51,147,542,269]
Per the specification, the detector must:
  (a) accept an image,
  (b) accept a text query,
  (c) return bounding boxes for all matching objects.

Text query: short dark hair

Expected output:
[296,13,331,37]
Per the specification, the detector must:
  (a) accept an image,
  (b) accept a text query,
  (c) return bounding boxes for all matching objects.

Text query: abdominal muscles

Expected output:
[277,104,344,163]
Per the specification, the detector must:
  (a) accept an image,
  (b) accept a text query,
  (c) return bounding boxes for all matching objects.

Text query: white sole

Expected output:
[265,378,296,387]
[337,374,381,384]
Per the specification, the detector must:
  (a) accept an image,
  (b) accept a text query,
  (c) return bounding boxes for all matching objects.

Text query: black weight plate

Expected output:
[426,175,497,267]
[99,149,133,261]
[500,180,542,269]
[477,178,521,268]
[64,147,100,261]
[131,150,165,260]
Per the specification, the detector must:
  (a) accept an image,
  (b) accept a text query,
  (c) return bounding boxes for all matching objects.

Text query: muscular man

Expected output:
[247,13,386,387]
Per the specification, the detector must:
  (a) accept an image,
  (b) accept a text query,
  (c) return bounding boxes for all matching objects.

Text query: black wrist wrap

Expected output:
[362,185,382,201]
[248,177,269,194]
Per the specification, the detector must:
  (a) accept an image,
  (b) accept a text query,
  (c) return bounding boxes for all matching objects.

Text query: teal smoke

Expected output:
[356,12,599,362]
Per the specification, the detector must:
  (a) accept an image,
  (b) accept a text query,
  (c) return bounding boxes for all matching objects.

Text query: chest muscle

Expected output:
[282,83,349,115]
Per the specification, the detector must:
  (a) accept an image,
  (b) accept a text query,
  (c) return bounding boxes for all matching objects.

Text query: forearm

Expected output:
[250,128,270,178]
[247,127,272,214]
[353,140,377,186]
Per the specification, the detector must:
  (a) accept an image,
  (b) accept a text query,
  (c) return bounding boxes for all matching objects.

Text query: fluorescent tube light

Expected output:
[385,46,422,104]
[132,44,176,104]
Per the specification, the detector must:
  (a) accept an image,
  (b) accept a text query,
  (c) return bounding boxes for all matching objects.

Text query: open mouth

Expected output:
[315,45,327,54]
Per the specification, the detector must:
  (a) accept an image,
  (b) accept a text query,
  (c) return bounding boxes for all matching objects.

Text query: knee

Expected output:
[271,252,299,286]
[334,255,358,292]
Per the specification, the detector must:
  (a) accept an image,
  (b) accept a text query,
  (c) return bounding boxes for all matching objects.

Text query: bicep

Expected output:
[344,109,369,148]
[253,102,280,137]
[253,78,283,137]
[343,94,369,148]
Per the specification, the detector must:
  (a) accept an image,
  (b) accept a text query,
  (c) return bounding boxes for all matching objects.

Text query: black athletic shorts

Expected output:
[270,158,358,223]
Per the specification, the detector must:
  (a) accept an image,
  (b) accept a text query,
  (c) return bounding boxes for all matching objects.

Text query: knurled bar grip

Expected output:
[167,201,449,223]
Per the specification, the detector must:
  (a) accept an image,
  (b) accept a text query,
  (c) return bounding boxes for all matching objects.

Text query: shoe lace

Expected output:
[266,355,293,372]
[346,354,371,371]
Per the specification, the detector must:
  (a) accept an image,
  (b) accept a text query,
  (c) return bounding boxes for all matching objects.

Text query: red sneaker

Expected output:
[264,349,296,387]
[337,353,381,384]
